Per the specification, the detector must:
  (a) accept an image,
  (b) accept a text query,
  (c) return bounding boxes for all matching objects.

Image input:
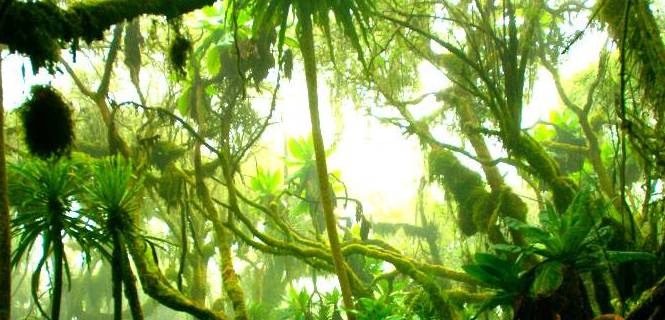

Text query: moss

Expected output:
[124,19,142,77]
[1,1,71,71]
[0,0,215,71]
[156,170,183,207]
[151,141,186,170]
[500,188,528,221]
[406,288,454,319]
[282,48,294,79]
[169,35,191,77]
[472,191,494,232]
[514,135,576,212]
[20,85,74,159]
[429,146,487,236]
[429,146,529,241]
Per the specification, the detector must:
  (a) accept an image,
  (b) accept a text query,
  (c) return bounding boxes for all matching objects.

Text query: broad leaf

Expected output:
[531,261,564,296]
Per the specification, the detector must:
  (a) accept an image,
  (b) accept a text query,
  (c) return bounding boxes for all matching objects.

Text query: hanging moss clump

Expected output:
[169,34,191,77]
[151,141,186,170]
[20,85,75,159]
[282,49,294,79]
[429,146,486,236]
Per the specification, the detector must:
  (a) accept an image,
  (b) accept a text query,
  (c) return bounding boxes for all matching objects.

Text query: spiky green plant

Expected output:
[464,189,656,319]
[83,156,144,320]
[9,158,102,320]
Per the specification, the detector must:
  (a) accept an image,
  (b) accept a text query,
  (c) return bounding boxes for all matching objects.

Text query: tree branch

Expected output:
[0,0,216,70]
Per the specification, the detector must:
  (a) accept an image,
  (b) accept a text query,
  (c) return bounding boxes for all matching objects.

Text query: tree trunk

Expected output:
[120,240,144,320]
[0,53,11,320]
[189,56,248,318]
[51,219,64,320]
[193,143,248,320]
[190,252,208,305]
[214,224,247,320]
[515,268,592,320]
[296,9,355,318]
[112,231,124,320]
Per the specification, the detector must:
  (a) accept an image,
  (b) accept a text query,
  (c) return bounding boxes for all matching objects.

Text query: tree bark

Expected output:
[296,9,356,318]
[111,232,124,320]
[120,240,144,320]
[0,53,11,320]
[51,221,64,320]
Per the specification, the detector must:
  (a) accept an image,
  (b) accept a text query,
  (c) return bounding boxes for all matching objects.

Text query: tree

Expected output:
[83,156,145,320]
[0,54,11,320]
[9,158,102,320]
[246,1,374,315]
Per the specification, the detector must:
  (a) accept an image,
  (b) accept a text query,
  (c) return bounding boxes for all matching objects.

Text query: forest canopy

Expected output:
[1,0,665,319]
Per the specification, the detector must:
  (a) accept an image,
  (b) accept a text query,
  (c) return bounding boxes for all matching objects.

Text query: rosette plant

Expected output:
[82,156,145,320]
[9,158,102,320]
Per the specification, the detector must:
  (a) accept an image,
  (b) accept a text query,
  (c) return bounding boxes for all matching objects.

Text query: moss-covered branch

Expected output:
[600,0,665,125]
[626,275,665,320]
[126,233,227,320]
[0,0,215,70]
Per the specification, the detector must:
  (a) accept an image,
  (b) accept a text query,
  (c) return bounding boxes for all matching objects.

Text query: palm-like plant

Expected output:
[83,156,144,320]
[238,1,374,315]
[465,190,656,319]
[9,157,101,320]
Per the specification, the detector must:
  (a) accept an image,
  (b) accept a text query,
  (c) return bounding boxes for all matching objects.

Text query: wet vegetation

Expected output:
[1,0,665,319]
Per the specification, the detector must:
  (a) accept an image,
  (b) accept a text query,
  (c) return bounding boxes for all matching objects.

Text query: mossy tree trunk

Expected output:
[120,239,144,320]
[193,142,248,320]
[190,62,248,319]
[0,54,11,320]
[296,8,356,317]
[190,250,209,305]
[125,225,228,320]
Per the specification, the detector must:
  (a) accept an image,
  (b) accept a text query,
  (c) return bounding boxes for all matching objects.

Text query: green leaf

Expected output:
[288,137,314,161]
[605,251,656,264]
[531,261,564,296]
[205,45,221,75]
[177,86,192,116]
[462,265,503,288]
[505,217,551,243]
[538,204,561,233]
[201,5,219,17]
[284,36,300,49]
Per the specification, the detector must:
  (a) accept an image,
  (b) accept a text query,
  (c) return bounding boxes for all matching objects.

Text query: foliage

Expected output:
[463,252,528,318]
[6,0,665,319]
[83,156,142,236]
[9,157,104,318]
[464,189,656,318]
